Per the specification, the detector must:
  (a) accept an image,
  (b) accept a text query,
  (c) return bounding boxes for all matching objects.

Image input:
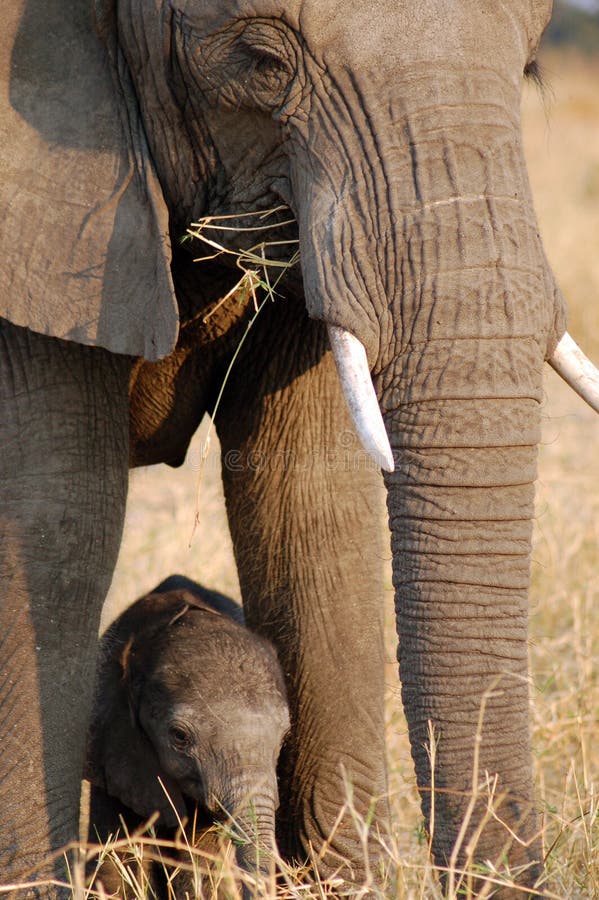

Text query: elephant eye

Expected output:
[241,45,290,101]
[247,46,286,77]
[168,723,193,750]
[235,24,295,110]
[192,19,298,115]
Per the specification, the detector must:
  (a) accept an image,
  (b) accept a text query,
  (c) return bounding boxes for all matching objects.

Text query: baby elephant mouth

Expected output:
[180,772,233,827]
[180,790,223,831]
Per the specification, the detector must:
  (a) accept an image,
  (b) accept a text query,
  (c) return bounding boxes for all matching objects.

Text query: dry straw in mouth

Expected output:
[185,208,300,543]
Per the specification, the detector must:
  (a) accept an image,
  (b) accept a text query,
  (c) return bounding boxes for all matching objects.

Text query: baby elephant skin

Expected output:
[86,577,290,895]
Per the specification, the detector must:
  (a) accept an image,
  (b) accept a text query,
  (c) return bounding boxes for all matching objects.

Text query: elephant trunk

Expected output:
[381,344,543,877]
[372,169,550,881]
[233,806,277,872]
[294,64,564,886]
[374,182,550,880]
[220,782,278,879]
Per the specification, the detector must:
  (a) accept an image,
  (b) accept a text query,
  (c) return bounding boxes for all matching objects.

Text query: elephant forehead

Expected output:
[148,637,288,706]
[171,698,290,738]
[216,702,290,738]
[176,0,536,74]
[300,0,535,75]
[153,617,286,688]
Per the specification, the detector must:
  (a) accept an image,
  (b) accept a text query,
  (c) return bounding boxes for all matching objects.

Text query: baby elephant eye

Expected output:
[168,723,192,749]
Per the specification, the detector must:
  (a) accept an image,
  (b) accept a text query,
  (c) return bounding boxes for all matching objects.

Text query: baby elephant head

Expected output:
[87,583,290,871]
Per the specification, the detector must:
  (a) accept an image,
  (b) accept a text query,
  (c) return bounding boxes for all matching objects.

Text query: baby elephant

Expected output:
[86,575,290,892]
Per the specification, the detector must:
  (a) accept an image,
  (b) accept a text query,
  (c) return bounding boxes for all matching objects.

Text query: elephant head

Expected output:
[87,586,290,875]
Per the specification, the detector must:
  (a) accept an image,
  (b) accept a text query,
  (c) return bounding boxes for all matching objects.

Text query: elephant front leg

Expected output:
[0,323,130,894]
[216,302,389,886]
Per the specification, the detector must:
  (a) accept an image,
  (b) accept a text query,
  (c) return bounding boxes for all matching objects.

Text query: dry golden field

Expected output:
[8,49,597,900]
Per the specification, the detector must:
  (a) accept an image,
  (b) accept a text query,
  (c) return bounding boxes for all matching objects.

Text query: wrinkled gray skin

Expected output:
[0,1,574,896]
[86,579,289,893]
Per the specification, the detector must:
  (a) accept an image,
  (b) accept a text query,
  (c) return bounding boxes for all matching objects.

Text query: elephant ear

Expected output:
[87,637,187,829]
[527,0,553,58]
[170,587,245,624]
[0,0,178,361]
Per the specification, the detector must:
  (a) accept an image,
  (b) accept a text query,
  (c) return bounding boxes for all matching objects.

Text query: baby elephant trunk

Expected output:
[223,784,278,886]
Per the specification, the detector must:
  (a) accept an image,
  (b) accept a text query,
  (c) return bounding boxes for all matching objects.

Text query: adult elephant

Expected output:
[1,0,598,895]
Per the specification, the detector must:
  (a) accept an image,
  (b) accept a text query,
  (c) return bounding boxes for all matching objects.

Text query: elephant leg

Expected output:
[0,322,130,894]
[216,300,389,885]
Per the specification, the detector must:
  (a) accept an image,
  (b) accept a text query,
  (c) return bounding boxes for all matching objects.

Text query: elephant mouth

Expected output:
[181,792,224,831]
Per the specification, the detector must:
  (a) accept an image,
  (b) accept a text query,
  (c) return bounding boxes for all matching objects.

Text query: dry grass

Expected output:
[5,49,599,898]
[523,50,599,897]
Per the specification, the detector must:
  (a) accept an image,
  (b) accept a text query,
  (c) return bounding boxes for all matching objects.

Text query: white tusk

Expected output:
[327,325,395,472]
[548,332,599,413]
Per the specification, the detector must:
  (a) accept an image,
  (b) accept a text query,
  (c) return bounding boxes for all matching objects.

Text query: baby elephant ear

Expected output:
[87,678,187,829]
[100,711,187,829]
[0,0,178,361]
